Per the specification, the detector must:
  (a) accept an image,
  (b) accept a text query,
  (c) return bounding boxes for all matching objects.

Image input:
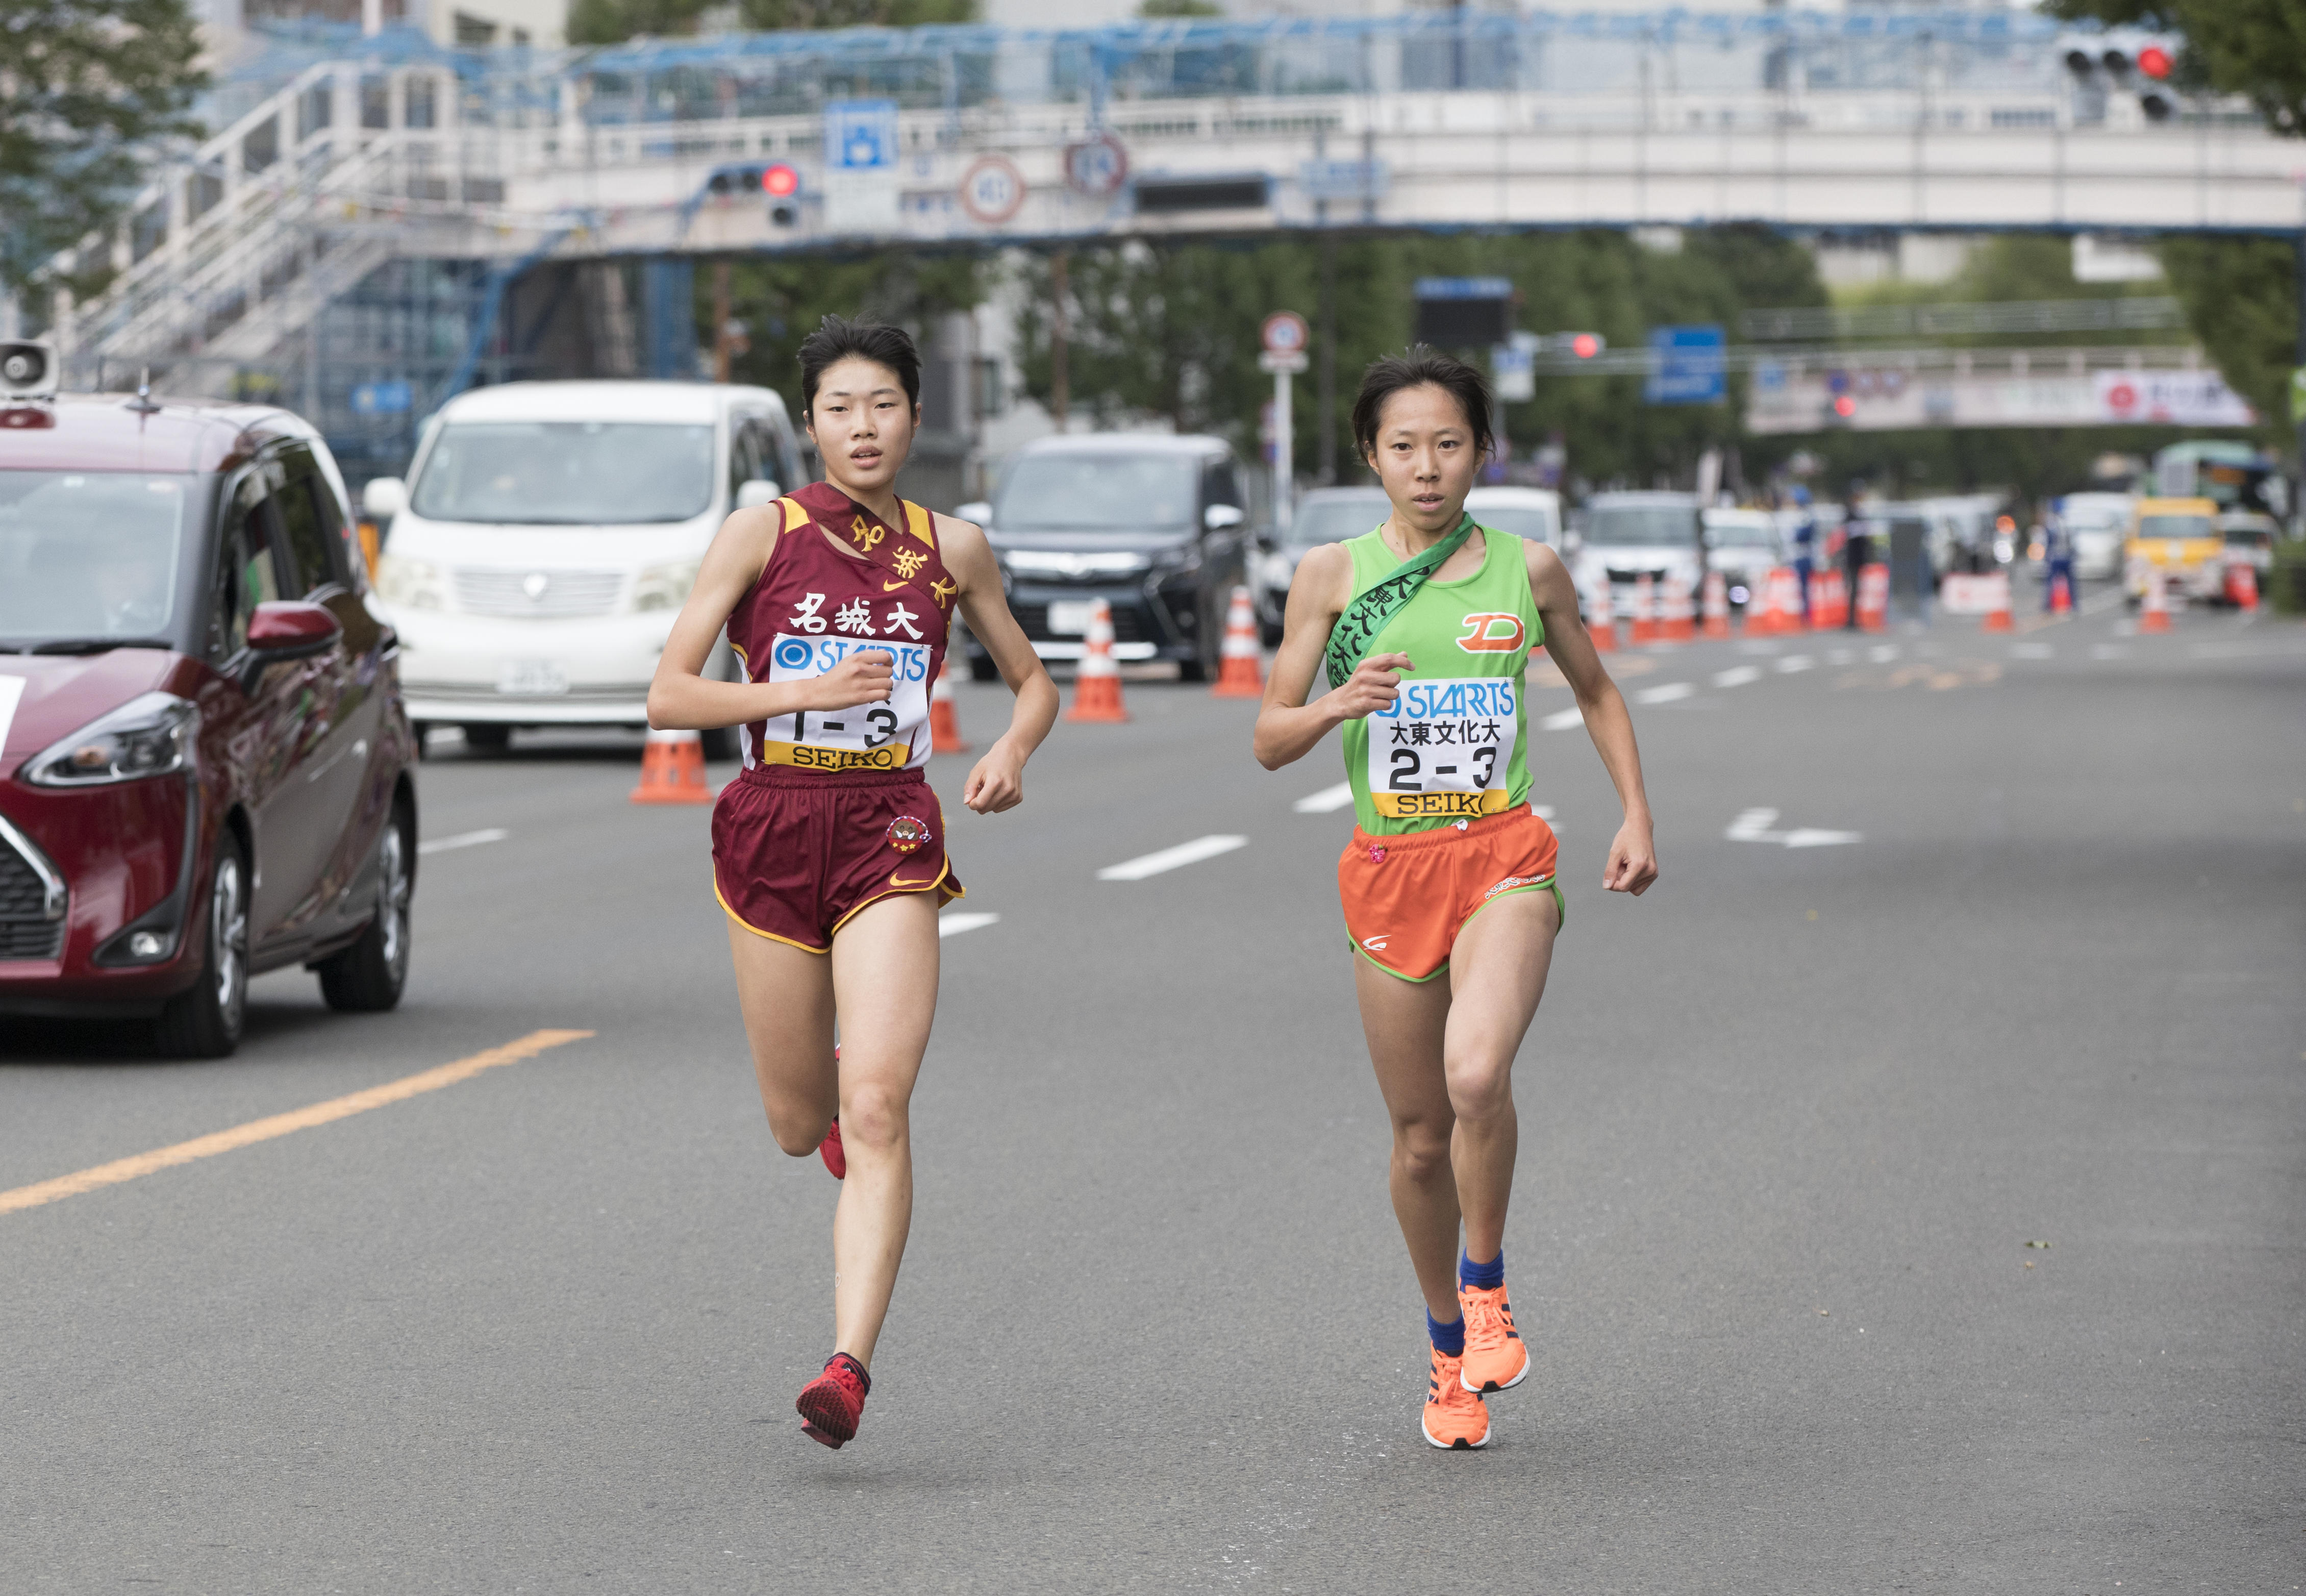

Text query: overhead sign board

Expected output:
[351,380,412,416]
[1644,323,1727,406]
[1299,159,1388,202]
[823,98,900,235]
[1492,331,1539,402]
[1414,278,1513,347]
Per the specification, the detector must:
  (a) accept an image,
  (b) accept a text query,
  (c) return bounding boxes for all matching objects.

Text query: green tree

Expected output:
[570,0,974,46]
[2155,235,2295,436]
[1137,0,1224,16]
[708,249,986,421]
[0,0,206,295]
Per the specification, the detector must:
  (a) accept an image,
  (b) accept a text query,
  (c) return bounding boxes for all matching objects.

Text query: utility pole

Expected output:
[1318,236,1338,485]
[1050,250,1070,430]
[712,260,733,384]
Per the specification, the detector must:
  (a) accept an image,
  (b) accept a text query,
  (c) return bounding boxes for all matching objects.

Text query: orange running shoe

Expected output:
[797,1352,870,1448]
[1458,1283,1530,1394]
[1422,1346,1490,1450]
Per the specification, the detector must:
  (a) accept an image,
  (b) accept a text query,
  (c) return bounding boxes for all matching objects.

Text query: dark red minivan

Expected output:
[1,380,419,1056]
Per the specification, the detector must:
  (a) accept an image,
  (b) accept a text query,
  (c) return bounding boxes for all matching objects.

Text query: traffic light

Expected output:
[764,162,800,227]
[1536,332,1606,359]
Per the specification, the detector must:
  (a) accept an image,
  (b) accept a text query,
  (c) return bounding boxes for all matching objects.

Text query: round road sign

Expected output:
[960,156,1027,225]
[1262,311,1310,357]
[1064,132,1129,198]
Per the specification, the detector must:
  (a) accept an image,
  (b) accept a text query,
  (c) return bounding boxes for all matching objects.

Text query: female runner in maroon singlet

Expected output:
[649,318,1058,1450]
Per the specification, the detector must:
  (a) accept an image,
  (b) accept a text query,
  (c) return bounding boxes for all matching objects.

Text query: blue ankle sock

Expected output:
[1427,1310,1465,1357]
[1459,1249,1504,1291]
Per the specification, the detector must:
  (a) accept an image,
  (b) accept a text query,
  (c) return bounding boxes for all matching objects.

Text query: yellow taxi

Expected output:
[2124,496,2223,603]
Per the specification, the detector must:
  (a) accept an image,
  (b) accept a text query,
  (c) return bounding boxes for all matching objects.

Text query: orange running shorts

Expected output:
[1337,804,1564,982]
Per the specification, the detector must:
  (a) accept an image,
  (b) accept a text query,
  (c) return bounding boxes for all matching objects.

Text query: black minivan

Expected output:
[961,434,1251,681]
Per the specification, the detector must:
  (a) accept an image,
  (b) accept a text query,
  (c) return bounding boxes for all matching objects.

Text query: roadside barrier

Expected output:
[1751,566,1799,635]
[1629,572,1657,643]
[1066,598,1131,722]
[930,655,971,754]
[1211,586,1266,697]
[1660,572,1696,642]
[1812,568,1850,630]
[1856,564,1890,633]
[2226,561,2260,613]
[631,728,714,805]
[2138,565,2173,634]
[1981,571,2013,633]
[1587,580,1619,652]
[1700,570,1731,638]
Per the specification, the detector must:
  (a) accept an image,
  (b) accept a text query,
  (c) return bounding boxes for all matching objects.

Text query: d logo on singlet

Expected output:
[1456,612,1526,653]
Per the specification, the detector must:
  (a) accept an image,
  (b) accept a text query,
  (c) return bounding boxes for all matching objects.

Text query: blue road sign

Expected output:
[1414,277,1513,301]
[1300,159,1389,202]
[1644,324,1726,405]
[350,380,412,416]
[824,99,899,171]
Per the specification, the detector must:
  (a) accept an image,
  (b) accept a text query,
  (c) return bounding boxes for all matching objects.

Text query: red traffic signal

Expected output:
[1833,394,1857,418]
[762,163,800,198]
[1571,333,1602,359]
[2137,44,2172,79]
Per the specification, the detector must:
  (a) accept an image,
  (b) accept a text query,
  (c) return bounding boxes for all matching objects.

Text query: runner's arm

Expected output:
[1527,541,1658,895]
[942,515,1059,814]
[1254,543,1413,770]
[647,507,894,731]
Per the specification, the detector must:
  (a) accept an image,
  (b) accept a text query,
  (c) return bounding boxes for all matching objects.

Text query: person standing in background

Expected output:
[2040,504,2078,612]
[1789,486,1817,624]
[1840,482,1871,632]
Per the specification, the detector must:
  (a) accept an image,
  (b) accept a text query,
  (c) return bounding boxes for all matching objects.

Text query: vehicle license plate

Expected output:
[1047,601,1097,636]
[496,660,569,696]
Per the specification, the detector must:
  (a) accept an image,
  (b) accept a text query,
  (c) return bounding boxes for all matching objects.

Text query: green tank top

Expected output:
[1339,523,1543,836]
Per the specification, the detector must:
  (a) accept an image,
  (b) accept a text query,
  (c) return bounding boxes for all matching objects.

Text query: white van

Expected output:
[363,381,800,752]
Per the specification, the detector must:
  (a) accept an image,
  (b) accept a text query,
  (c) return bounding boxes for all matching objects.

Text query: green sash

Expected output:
[1323,513,1478,691]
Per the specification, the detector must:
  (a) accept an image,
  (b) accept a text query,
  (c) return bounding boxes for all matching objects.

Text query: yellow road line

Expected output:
[0,1028,594,1217]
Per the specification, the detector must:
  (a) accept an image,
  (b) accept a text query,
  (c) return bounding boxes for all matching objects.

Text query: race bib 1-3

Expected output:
[1366,677,1518,818]
[752,632,932,771]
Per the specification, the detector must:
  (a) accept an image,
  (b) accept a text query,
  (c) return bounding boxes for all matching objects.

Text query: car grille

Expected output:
[1604,566,1669,585]
[0,839,64,961]
[1012,602,1155,644]
[454,568,626,618]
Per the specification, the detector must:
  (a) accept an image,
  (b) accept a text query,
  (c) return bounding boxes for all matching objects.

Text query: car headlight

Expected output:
[23,691,199,787]
[374,554,447,611]
[633,559,701,613]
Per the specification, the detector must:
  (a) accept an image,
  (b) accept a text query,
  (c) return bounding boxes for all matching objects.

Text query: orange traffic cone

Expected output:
[1066,597,1130,722]
[1211,585,1265,697]
[2049,569,2074,614]
[1857,563,1890,633]
[1812,568,1848,630]
[1629,572,1656,644]
[1700,570,1731,638]
[930,655,971,754]
[2138,564,2173,634]
[1660,572,1696,642]
[1979,570,2014,633]
[631,728,714,804]
[1587,579,1618,652]
[2226,560,2260,612]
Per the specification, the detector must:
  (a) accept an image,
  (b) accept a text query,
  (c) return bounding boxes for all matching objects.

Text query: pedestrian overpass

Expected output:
[40,10,2305,470]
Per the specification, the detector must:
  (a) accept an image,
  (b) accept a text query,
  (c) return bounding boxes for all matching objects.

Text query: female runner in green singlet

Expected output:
[1254,347,1659,1450]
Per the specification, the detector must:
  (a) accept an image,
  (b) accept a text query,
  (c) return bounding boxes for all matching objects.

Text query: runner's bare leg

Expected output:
[727,923,839,1154]
[1356,963,1465,1323]
[825,890,942,1369]
[1439,889,1558,1263]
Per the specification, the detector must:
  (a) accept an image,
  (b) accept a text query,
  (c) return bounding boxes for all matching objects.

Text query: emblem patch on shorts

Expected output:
[887,815,932,854]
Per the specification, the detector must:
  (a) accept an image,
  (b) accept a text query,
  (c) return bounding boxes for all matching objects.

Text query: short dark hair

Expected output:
[797,315,922,415]
[1350,346,1494,465]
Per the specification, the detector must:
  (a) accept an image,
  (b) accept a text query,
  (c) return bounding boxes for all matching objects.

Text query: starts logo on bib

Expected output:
[1456,612,1527,653]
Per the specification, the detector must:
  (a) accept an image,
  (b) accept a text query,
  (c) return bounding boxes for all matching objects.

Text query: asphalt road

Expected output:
[6,588,2302,1593]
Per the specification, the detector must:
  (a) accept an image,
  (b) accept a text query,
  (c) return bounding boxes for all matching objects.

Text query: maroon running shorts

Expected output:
[712,765,964,953]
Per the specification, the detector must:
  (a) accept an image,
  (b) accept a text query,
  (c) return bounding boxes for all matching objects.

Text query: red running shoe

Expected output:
[797,1353,871,1448]
[819,1043,845,1179]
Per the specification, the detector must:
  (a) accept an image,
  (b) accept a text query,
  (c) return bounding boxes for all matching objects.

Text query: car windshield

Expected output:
[2137,515,2213,540]
[2063,507,2127,531]
[1584,504,1697,546]
[1705,517,1776,547]
[1290,495,1391,546]
[410,421,717,525]
[0,471,191,646]
[1470,506,1556,544]
[996,453,1200,532]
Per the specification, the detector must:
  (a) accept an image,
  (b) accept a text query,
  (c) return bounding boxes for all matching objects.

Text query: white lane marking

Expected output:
[2091,644,2130,660]
[1533,805,1557,820]
[938,912,1000,938]
[419,828,509,856]
[1635,682,1694,705]
[1868,644,1900,663]
[1775,655,1815,674]
[1541,706,1586,731]
[0,674,24,757]
[1726,807,1861,848]
[1097,834,1248,881]
[2011,642,2054,659]
[1713,665,1762,688]
[1294,782,1356,814]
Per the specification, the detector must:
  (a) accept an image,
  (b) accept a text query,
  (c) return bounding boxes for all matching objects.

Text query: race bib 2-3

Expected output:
[1365,677,1518,818]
